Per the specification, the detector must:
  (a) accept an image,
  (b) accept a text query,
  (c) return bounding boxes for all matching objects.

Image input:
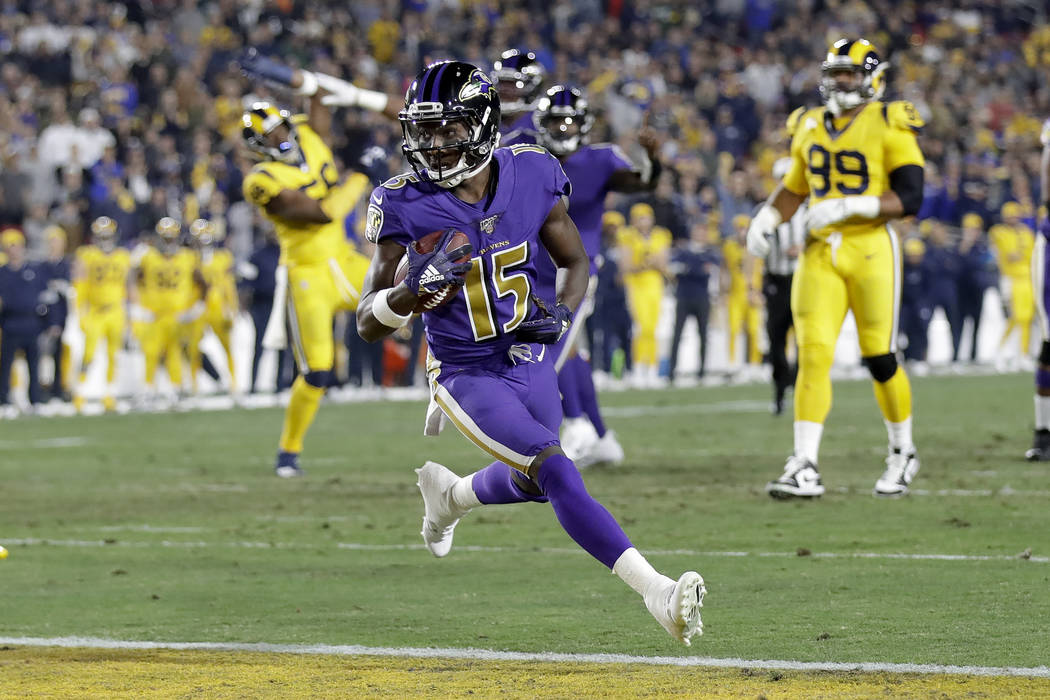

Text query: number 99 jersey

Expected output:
[783,100,924,240]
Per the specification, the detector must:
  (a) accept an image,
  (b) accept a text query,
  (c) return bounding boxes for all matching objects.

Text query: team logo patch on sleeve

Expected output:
[365,203,384,243]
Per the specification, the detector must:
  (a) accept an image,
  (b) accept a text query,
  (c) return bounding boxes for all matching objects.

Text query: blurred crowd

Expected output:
[1,0,1048,410]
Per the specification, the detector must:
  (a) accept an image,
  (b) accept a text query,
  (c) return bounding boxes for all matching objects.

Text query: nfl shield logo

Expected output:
[479,214,499,234]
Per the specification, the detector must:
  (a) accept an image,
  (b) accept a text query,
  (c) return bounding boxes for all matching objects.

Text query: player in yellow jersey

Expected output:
[72,217,131,412]
[240,100,372,477]
[133,217,207,404]
[989,201,1035,362]
[618,203,671,387]
[747,38,925,498]
[186,218,239,395]
[723,215,764,372]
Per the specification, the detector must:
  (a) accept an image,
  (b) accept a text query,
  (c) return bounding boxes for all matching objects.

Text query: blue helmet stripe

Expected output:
[429,62,451,102]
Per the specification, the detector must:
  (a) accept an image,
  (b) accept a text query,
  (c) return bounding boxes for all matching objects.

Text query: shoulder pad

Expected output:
[785,106,806,139]
[377,170,420,192]
[507,143,550,157]
[885,101,924,131]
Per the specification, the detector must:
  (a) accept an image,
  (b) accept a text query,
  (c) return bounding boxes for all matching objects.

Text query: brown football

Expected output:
[392,229,472,313]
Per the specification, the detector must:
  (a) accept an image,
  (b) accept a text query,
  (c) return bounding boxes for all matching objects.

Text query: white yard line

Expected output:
[0,635,1047,678]
[0,436,90,448]
[4,537,1046,563]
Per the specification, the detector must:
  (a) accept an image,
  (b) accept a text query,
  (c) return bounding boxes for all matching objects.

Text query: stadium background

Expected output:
[1,0,1047,409]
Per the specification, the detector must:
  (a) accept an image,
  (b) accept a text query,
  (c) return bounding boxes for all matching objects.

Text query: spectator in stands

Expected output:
[0,229,48,408]
[900,238,932,367]
[957,213,997,363]
[590,211,632,378]
[924,220,964,362]
[668,221,719,383]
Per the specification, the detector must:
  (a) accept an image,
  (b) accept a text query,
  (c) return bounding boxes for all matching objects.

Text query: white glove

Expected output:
[805,195,880,232]
[746,206,782,258]
[316,72,388,112]
[129,304,154,323]
[178,301,206,324]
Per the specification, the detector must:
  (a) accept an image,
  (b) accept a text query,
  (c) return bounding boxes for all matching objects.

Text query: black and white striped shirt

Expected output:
[765,203,806,276]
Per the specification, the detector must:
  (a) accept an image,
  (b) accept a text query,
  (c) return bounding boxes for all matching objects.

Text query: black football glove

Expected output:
[238,48,297,86]
[515,295,573,344]
[405,229,473,296]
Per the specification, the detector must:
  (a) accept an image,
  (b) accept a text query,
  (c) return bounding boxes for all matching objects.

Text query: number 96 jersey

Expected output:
[366,145,571,365]
[783,100,924,240]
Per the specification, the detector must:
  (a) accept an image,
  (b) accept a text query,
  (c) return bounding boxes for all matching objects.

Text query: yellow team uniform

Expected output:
[75,245,131,390]
[989,221,1035,352]
[187,247,239,392]
[136,247,200,390]
[783,100,925,425]
[242,121,371,375]
[723,237,764,366]
[241,119,371,455]
[619,225,671,368]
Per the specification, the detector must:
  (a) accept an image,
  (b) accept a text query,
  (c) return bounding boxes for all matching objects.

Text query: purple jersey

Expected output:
[561,144,635,262]
[367,146,571,364]
[532,143,636,301]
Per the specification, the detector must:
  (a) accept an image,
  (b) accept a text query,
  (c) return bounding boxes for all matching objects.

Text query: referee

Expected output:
[763,157,804,415]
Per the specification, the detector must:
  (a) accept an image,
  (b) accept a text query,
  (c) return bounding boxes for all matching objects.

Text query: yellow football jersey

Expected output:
[199,248,237,311]
[137,247,200,314]
[722,238,748,296]
[242,120,371,266]
[783,100,925,239]
[75,245,131,308]
[989,223,1034,279]
[619,225,672,287]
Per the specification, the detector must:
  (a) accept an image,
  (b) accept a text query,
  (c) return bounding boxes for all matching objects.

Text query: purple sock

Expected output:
[1037,367,1050,391]
[572,356,607,437]
[558,360,583,418]
[535,453,632,569]
[471,462,547,504]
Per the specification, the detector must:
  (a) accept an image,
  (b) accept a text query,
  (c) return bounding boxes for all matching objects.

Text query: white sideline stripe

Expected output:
[0,436,90,448]
[603,400,771,417]
[5,537,1047,563]
[0,636,1047,678]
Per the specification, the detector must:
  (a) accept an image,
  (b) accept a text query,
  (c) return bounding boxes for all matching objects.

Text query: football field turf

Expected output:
[2,372,1049,697]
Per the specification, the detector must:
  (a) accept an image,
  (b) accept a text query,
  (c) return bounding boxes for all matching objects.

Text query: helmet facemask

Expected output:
[242,105,304,165]
[401,106,497,188]
[533,88,594,156]
[819,42,887,117]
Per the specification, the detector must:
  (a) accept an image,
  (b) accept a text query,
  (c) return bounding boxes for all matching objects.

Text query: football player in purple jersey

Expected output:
[507,84,664,467]
[1028,118,1050,461]
[356,61,705,645]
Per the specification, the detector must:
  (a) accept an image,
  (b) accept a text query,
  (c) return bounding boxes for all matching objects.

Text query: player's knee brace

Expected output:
[303,370,332,389]
[862,353,898,383]
[1038,340,1050,368]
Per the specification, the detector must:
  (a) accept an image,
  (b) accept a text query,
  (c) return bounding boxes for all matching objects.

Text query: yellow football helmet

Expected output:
[91,216,118,250]
[189,218,217,247]
[156,217,181,252]
[820,38,887,116]
[241,101,301,164]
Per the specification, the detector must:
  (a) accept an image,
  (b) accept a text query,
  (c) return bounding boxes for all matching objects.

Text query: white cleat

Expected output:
[874,449,920,497]
[415,460,468,558]
[766,455,825,499]
[560,417,599,461]
[644,571,707,645]
[575,429,625,469]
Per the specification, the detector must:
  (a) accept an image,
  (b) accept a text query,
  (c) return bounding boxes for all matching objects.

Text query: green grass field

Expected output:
[2,372,1049,674]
